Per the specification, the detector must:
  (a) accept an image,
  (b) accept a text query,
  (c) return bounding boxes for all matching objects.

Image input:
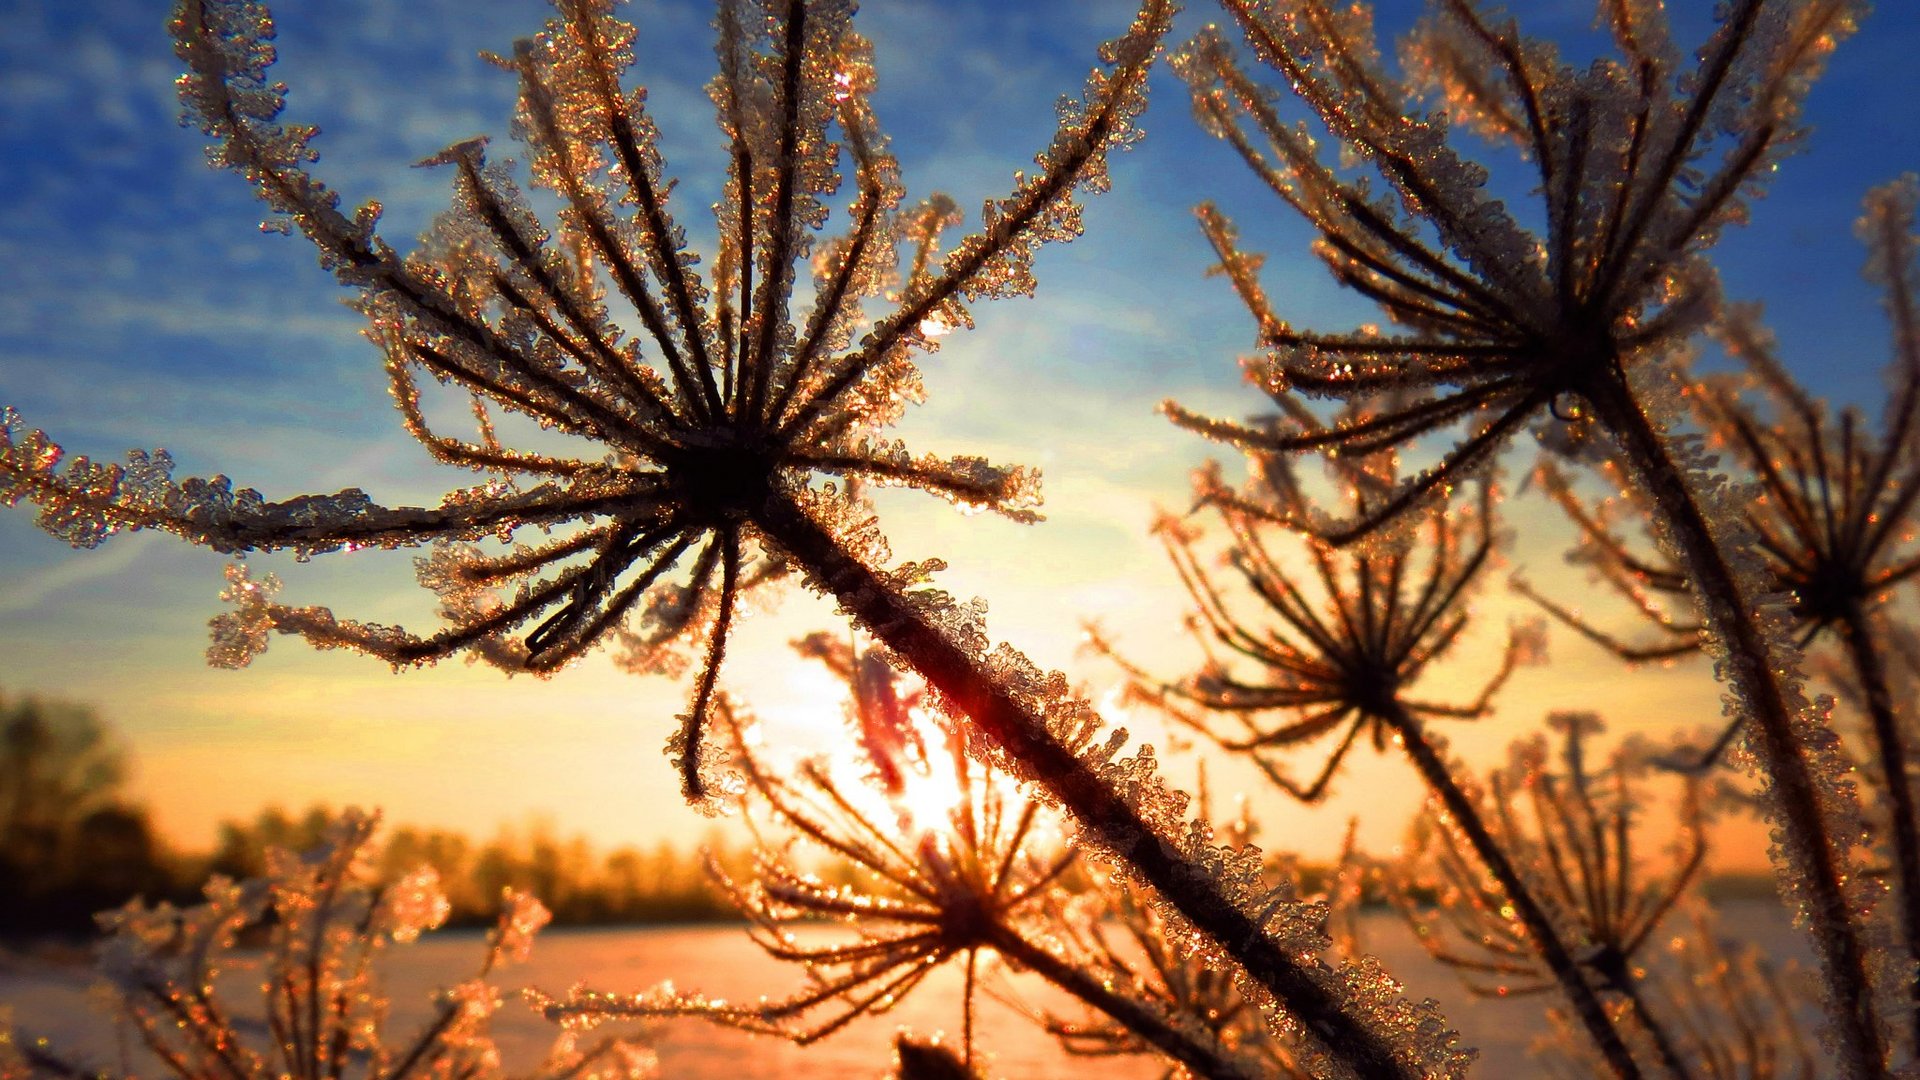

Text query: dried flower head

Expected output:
[0,0,1170,803]
[1100,454,1667,1071]
[1398,718,1704,990]
[537,649,1072,1067]
[1020,786,1345,1079]
[1541,904,1818,1080]
[1518,178,1920,676]
[1393,719,1715,1077]
[1101,464,1522,803]
[1169,0,1864,542]
[539,643,1268,1077]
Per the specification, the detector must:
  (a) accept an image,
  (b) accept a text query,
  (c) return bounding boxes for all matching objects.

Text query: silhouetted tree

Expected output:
[0,692,169,935]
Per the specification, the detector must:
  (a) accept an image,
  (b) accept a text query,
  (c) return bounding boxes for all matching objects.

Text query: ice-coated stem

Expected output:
[1583,375,1889,1078]
[1839,600,1920,1053]
[985,923,1261,1079]
[1383,703,1644,1080]
[1613,975,1696,1080]
[755,489,1427,1080]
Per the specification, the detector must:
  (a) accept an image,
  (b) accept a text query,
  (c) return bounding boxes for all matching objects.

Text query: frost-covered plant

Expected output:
[9,809,652,1080]
[1633,907,1817,1080]
[541,642,1268,1079]
[1392,714,1707,1077]
[1095,468,1657,1070]
[5,0,1908,1075]
[1517,177,1920,1054]
[1536,905,1819,1080]
[0,0,1174,812]
[1027,864,1309,1079]
[0,1,1465,1075]
[1018,784,1352,1079]
[1098,464,1526,804]
[1172,0,1887,1071]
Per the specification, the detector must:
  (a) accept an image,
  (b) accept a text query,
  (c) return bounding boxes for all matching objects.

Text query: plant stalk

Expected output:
[1384,702,1645,1080]
[986,923,1261,1080]
[1839,599,1920,1054]
[1584,375,1888,1078]
[755,490,1427,1080]
[1613,973,1696,1080]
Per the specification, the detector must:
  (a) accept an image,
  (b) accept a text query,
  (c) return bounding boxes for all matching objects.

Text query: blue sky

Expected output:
[2,0,1916,859]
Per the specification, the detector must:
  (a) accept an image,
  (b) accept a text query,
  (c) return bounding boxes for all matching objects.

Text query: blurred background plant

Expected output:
[3,810,655,1079]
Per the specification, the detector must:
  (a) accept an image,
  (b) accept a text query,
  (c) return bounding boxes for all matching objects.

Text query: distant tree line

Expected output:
[203,804,744,928]
[0,690,739,938]
[0,689,1779,941]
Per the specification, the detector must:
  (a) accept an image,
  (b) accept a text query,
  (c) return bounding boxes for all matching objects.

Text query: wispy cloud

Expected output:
[0,530,163,617]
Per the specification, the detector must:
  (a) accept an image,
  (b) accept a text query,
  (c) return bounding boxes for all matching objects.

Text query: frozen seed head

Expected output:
[1393,719,1707,998]
[1103,464,1525,804]
[0,0,1174,804]
[1167,0,1865,544]
[86,807,652,1079]
[541,648,1071,1064]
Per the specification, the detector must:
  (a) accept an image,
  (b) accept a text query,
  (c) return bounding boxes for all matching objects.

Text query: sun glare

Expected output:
[835,700,1021,846]
[875,706,970,839]
[729,653,1021,848]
